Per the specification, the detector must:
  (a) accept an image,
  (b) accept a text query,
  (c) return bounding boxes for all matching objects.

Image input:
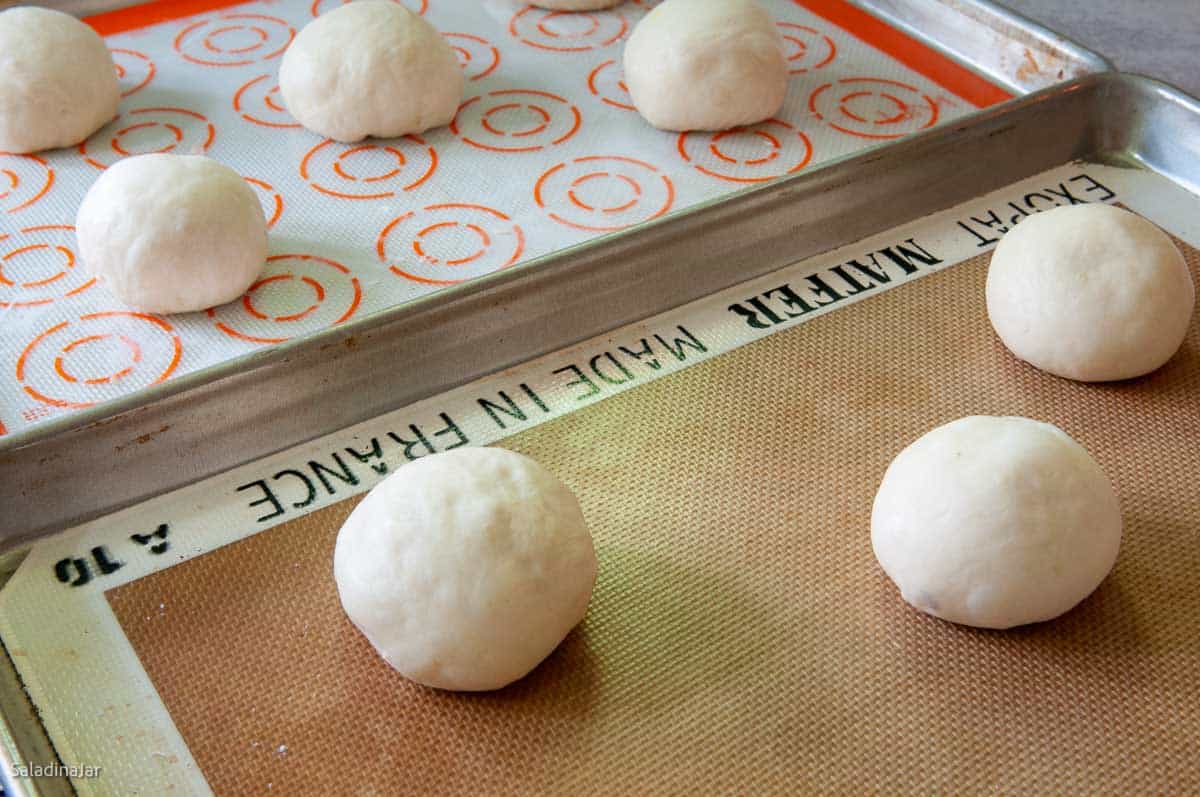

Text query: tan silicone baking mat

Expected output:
[107,243,1200,795]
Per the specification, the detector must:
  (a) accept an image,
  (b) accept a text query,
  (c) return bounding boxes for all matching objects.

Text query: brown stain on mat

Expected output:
[108,244,1200,795]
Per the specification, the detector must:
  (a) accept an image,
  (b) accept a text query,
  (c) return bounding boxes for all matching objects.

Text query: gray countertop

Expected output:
[1000,0,1199,97]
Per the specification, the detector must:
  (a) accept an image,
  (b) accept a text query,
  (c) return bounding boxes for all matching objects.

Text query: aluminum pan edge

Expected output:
[856,0,1112,93]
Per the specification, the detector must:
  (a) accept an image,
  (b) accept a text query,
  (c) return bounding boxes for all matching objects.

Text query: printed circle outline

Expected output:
[587,59,635,111]
[776,23,837,74]
[79,107,216,169]
[174,14,295,67]
[508,6,628,53]
[16,311,182,408]
[53,334,142,386]
[111,48,157,97]
[534,155,675,232]
[0,225,95,308]
[206,254,362,344]
[808,77,939,140]
[299,137,437,200]
[0,153,55,214]
[243,176,284,228]
[233,74,300,129]
[676,119,814,184]
[376,203,526,286]
[451,89,582,153]
[444,33,501,81]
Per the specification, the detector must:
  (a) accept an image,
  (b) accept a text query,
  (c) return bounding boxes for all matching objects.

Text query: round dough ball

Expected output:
[76,154,267,315]
[279,0,464,143]
[986,203,1195,382]
[334,447,598,691]
[0,7,120,153]
[871,416,1122,630]
[623,0,787,132]
[529,0,622,8]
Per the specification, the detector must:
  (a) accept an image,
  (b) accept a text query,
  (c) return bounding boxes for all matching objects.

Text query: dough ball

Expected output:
[76,154,267,315]
[871,416,1121,630]
[334,447,598,691]
[279,0,464,143]
[623,0,788,132]
[0,7,120,153]
[986,203,1195,382]
[529,0,622,9]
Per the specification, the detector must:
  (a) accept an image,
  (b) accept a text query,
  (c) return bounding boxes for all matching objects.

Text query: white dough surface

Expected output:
[623,0,788,132]
[279,0,464,142]
[334,447,598,691]
[76,154,267,315]
[0,6,120,153]
[871,416,1122,630]
[986,203,1195,382]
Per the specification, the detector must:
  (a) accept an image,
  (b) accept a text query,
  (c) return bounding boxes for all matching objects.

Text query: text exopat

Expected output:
[955,172,1116,247]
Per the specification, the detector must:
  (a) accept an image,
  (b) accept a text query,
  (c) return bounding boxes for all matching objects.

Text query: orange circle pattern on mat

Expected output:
[777,22,837,74]
[207,254,362,345]
[16,311,182,409]
[110,48,157,97]
[173,14,295,67]
[677,119,815,184]
[233,74,299,129]
[808,76,939,140]
[445,32,501,82]
[0,153,54,215]
[451,89,582,154]
[508,7,628,53]
[79,107,216,170]
[586,59,635,112]
[377,203,525,286]
[535,155,675,232]
[242,176,284,229]
[310,0,427,17]
[0,0,978,437]
[0,225,95,309]
[299,137,437,200]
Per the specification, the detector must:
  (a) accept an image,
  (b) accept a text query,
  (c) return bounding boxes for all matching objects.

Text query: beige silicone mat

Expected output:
[107,244,1200,795]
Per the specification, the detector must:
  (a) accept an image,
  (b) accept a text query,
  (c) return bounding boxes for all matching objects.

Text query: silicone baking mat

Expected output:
[0,0,1006,438]
[106,239,1200,794]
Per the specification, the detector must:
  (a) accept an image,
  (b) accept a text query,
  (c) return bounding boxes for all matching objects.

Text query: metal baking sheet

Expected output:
[0,72,1197,795]
[0,0,1108,544]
